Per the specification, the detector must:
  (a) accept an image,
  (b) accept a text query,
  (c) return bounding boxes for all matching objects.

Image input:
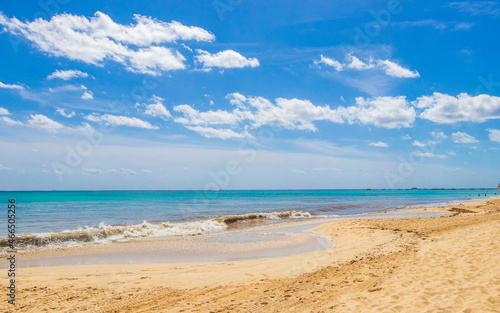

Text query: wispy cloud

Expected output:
[415,152,448,159]
[56,108,76,118]
[0,81,24,89]
[84,113,159,129]
[314,53,419,78]
[393,19,474,31]
[448,1,500,16]
[185,125,253,140]
[369,141,389,147]
[47,69,90,80]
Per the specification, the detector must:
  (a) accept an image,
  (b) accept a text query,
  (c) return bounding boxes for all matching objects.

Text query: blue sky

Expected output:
[0,0,499,190]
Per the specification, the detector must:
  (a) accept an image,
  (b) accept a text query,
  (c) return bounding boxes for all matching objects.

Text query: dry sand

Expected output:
[2,198,500,312]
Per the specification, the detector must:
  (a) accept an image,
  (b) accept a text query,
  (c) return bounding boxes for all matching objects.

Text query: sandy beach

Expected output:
[3,197,500,312]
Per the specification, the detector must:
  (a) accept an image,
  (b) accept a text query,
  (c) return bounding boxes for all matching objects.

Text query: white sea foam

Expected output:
[0,210,314,250]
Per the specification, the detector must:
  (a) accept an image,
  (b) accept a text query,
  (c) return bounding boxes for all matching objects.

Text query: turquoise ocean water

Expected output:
[2,189,497,235]
[0,189,497,250]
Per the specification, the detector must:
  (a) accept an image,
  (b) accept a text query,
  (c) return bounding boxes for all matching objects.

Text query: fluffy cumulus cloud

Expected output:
[486,128,500,142]
[173,93,345,138]
[47,69,90,80]
[314,53,419,78]
[175,93,420,139]
[452,131,479,144]
[414,93,500,124]
[84,113,159,129]
[139,96,171,120]
[26,114,64,131]
[195,49,259,69]
[0,81,24,89]
[0,107,10,115]
[174,105,242,125]
[336,96,416,128]
[227,93,343,131]
[0,12,259,75]
[0,12,218,75]
[369,141,389,147]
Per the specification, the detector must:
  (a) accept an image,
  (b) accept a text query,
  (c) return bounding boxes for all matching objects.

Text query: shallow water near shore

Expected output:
[1,209,450,268]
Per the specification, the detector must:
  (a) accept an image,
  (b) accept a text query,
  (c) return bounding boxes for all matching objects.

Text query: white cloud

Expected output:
[0,164,12,171]
[142,169,153,175]
[449,1,500,16]
[26,114,64,131]
[84,113,159,129]
[376,59,420,78]
[1,116,23,126]
[392,19,474,31]
[314,55,343,71]
[0,12,215,75]
[226,93,343,131]
[0,81,24,89]
[47,69,89,80]
[195,49,259,69]
[414,93,500,124]
[346,54,375,70]
[486,128,500,142]
[120,168,137,175]
[82,168,103,175]
[430,131,447,139]
[369,141,389,147]
[56,108,76,118]
[0,107,10,115]
[135,96,171,120]
[412,140,427,147]
[314,53,419,79]
[401,134,411,140]
[452,131,479,143]
[185,126,253,140]
[81,90,93,99]
[174,105,242,125]
[415,152,447,159]
[448,151,457,156]
[336,96,416,129]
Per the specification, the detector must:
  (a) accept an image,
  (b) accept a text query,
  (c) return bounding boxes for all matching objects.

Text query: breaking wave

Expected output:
[0,210,313,250]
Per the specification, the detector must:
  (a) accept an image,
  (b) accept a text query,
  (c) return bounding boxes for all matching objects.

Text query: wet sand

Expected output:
[2,197,500,312]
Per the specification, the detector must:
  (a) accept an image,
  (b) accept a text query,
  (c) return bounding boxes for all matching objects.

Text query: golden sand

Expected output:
[3,198,500,312]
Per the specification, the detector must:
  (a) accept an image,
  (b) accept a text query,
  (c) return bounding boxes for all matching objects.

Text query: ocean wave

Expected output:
[216,210,312,225]
[0,210,312,250]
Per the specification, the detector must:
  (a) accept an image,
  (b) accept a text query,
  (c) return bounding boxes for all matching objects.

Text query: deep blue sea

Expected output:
[1,189,497,238]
